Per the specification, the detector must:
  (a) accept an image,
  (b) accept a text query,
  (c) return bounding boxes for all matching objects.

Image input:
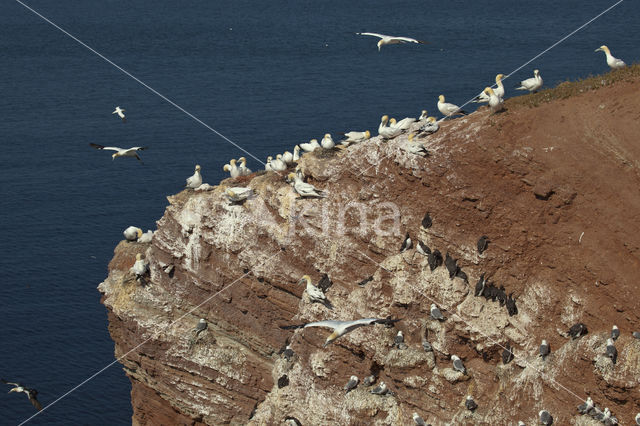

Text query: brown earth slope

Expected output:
[99,66,640,425]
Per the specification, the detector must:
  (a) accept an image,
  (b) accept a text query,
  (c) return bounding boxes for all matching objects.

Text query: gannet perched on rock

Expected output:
[416,117,439,136]
[391,116,418,131]
[89,143,147,161]
[288,173,326,198]
[419,110,428,120]
[123,226,143,242]
[437,95,467,118]
[185,165,202,189]
[281,317,399,347]
[356,32,428,51]
[292,145,301,162]
[225,187,253,203]
[223,159,241,178]
[340,130,370,146]
[515,69,543,93]
[299,139,320,153]
[483,87,504,113]
[298,275,332,308]
[1,379,42,411]
[112,106,126,122]
[344,375,358,393]
[138,230,154,243]
[321,133,335,149]
[265,156,274,171]
[378,115,403,139]
[131,253,148,280]
[238,157,252,175]
[282,151,294,165]
[451,355,466,374]
[539,409,553,425]
[271,154,287,172]
[595,45,626,69]
[474,74,505,103]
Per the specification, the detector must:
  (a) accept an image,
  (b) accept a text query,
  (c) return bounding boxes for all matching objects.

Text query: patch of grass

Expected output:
[505,63,640,110]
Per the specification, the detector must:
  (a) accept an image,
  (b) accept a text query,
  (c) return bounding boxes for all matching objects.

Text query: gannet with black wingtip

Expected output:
[238,157,252,176]
[515,69,543,93]
[90,143,147,161]
[417,116,439,136]
[340,130,370,146]
[300,139,320,153]
[595,45,626,69]
[405,134,430,156]
[298,275,331,308]
[288,173,326,198]
[321,133,335,149]
[282,151,294,165]
[185,165,202,189]
[112,106,126,122]
[437,95,467,118]
[131,253,148,279]
[2,379,42,411]
[282,317,399,347]
[123,226,143,242]
[226,187,253,203]
[356,32,429,51]
[378,115,403,139]
[271,154,287,172]
[474,74,505,103]
[483,87,504,114]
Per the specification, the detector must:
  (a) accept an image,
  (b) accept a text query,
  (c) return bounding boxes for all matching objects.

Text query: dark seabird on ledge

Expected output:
[427,250,443,271]
[502,343,514,365]
[400,233,413,252]
[193,318,207,337]
[465,395,478,411]
[421,212,432,229]
[344,375,358,393]
[1,379,42,411]
[506,293,518,316]
[567,323,588,339]
[605,338,617,364]
[539,339,550,359]
[610,325,619,341]
[444,253,459,278]
[474,274,486,296]
[477,235,490,254]
[416,241,431,256]
[317,273,333,293]
[539,409,553,425]
[455,269,468,283]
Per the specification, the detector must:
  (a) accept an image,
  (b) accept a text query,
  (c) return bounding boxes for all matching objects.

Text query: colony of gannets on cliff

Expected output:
[355,32,428,51]
[595,45,626,69]
[89,143,147,162]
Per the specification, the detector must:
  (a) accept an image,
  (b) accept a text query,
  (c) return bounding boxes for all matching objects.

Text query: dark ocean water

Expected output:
[1,0,638,424]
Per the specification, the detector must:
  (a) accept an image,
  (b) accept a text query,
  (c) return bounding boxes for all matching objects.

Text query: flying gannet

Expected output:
[238,157,252,175]
[226,187,253,203]
[437,95,467,118]
[378,115,403,139]
[288,173,326,198]
[539,410,553,425]
[281,317,399,347]
[515,69,543,93]
[595,45,626,69]
[356,32,429,51]
[340,130,371,146]
[298,275,332,308]
[123,226,143,242]
[299,139,320,153]
[483,87,504,114]
[112,106,126,122]
[474,74,505,103]
[321,133,335,149]
[344,375,358,393]
[185,165,202,189]
[89,143,147,161]
[1,379,42,411]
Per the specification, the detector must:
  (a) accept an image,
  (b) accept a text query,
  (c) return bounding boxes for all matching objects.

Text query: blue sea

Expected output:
[1,0,638,423]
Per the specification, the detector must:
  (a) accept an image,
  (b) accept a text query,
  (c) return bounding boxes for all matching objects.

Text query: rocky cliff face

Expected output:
[99,68,640,425]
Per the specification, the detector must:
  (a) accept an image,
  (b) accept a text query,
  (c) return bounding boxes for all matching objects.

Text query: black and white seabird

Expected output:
[1,379,42,411]
[477,235,490,254]
[444,253,459,278]
[298,275,332,309]
[416,241,431,256]
[362,375,376,387]
[90,143,147,162]
[193,318,207,337]
[422,339,433,352]
[427,250,443,271]
[400,233,413,252]
[611,325,619,341]
[413,412,427,426]
[496,286,507,306]
[539,339,550,359]
[605,338,617,364]
[317,273,333,293]
[506,293,518,316]
[344,375,358,393]
[539,409,553,425]
[577,397,594,415]
[282,345,295,362]
[502,343,514,365]
[474,274,486,297]
[284,416,302,426]
[430,303,445,321]
[280,318,399,347]
[277,375,289,388]
[370,381,388,395]
[357,276,373,287]
[465,395,478,411]
[455,269,468,283]
[635,412,640,425]
[421,212,432,229]
[451,355,466,374]
[567,323,588,339]
[394,331,407,349]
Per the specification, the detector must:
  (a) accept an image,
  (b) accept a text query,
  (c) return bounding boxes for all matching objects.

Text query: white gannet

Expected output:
[595,45,626,69]
[265,156,274,172]
[292,145,301,162]
[483,87,504,114]
[131,253,148,279]
[419,110,428,120]
[391,116,418,131]
[430,303,445,321]
[515,69,543,93]
[1,379,42,411]
[89,143,147,161]
[437,95,467,118]
[340,130,371,146]
[225,187,253,203]
[271,154,287,172]
[282,317,398,347]
[138,230,154,243]
[299,139,320,153]
[223,159,241,178]
[474,74,505,102]
[112,106,126,122]
[282,151,294,165]
[123,226,143,242]
[344,375,358,393]
[185,165,202,189]
[356,32,429,51]
[417,117,439,136]
[451,354,466,374]
[299,274,331,307]
[378,115,403,139]
[405,134,430,156]
[321,133,335,149]
[238,157,252,176]
[289,173,326,198]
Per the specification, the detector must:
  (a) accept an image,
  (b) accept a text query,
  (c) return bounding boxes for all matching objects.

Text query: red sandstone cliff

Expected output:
[99,66,640,425]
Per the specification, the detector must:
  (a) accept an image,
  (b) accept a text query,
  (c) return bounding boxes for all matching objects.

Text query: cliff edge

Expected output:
[99,67,640,425]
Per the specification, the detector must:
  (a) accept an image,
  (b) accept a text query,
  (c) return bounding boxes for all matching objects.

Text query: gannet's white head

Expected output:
[364,130,371,138]
[534,69,540,76]
[287,172,296,182]
[421,109,428,116]
[298,274,311,285]
[495,73,505,82]
[427,116,437,123]
[230,159,237,166]
[438,95,445,103]
[310,139,318,144]
[381,115,389,124]
[239,157,246,164]
[324,330,339,347]
[389,118,397,126]
[324,133,331,138]
[223,164,231,172]
[195,165,201,172]
[136,228,143,238]
[276,154,283,160]
[595,45,609,53]
[267,156,273,161]
[484,87,495,96]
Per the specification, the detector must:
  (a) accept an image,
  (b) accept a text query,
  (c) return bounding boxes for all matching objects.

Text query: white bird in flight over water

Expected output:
[112,106,126,122]
[595,45,626,69]
[2,379,42,411]
[89,143,147,161]
[515,69,543,93]
[356,32,429,51]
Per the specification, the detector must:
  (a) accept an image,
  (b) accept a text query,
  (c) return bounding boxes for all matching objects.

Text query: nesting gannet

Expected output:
[392,117,418,131]
[271,154,287,172]
[595,45,626,69]
[567,323,588,339]
[419,110,428,120]
[131,253,148,279]
[138,230,154,243]
[265,156,274,172]
[112,106,126,122]
[605,338,617,364]
[298,275,331,308]
[292,145,301,162]
[321,133,335,149]
[477,236,489,254]
[483,87,504,113]
[417,117,439,136]
[378,115,403,139]
[405,134,430,156]
[421,211,432,229]
[430,303,445,321]
[539,410,553,425]
[288,173,326,198]
[465,395,478,411]
[223,159,241,178]
[413,412,427,426]
[370,381,388,395]
[123,226,143,242]
[344,375,358,393]
[1,379,42,411]
[416,240,431,256]
[515,69,543,93]
[299,139,320,153]
[474,74,505,102]
[502,343,514,364]
[185,165,202,189]
[282,318,399,347]
[539,339,550,359]
[89,143,147,161]
[356,32,428,51]
[611,325,619,340]
[226,187,253,203]
[340,130,371,146]
[400,233,413,252]
[427,249,443,271]
[238,157,252,175]
[193,318,207,337]
[282,151,294,165]
[578,397,594,415]
[451,355,466,374]
[437,95,467,118]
